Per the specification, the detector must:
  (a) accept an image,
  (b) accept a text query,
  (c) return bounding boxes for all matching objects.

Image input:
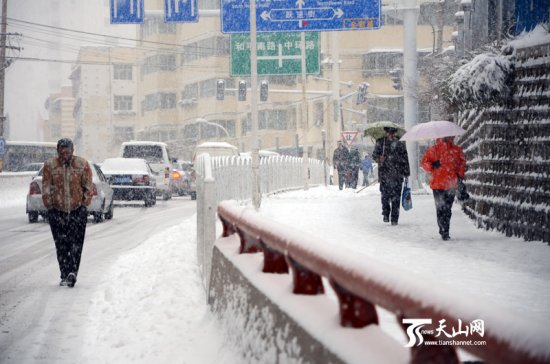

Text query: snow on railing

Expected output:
[217,201,550,364]
[195,153,327,289]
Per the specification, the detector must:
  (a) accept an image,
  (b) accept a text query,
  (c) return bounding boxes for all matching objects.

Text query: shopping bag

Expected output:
[401,179,412,211]
[457,178,470,201]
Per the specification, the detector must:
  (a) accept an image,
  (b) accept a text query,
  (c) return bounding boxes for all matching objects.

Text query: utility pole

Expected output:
[0,0,7,137]
[301,31,309,191]
[402,0,422,190]
[249,0,261,209]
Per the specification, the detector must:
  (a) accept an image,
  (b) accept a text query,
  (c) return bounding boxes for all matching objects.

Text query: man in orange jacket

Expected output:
[42,138,93,287]
[421,136,466,240]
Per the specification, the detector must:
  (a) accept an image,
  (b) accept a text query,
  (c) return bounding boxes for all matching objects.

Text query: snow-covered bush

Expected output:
[445,52,513,110]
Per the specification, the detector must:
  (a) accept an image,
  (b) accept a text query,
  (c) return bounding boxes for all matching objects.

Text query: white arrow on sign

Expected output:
[257,44,302,68]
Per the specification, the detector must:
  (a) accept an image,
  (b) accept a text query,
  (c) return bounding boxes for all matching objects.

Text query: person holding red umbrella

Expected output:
[421,136,466,241]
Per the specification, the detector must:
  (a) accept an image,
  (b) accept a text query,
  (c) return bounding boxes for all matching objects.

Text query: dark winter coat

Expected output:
[333,145,350,172]
[42,155,93,213]
[372,137,410,182]
[421,138,466,190]
[348,149,361,172]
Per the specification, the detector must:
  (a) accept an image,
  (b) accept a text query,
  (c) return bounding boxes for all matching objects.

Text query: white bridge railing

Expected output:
[195,154,327,287]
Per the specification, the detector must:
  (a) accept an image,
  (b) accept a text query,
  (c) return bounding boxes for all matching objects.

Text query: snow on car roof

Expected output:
[101,158,149,175]
[121,141,167,147]
[196,142,238,149]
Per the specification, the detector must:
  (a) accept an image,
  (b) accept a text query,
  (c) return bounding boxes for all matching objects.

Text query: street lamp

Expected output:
[195,118,230,140]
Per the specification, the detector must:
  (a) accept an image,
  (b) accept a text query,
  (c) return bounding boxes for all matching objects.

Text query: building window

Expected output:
[159,93,176,109]
[141,16,176,38]
[313,101,324,126]
[142,54,176,76]
[199,79,216,98]
[113,64,132,80]
[114,95,133,111]
[182,83,199,100]
[114,126,134,143]
[180,36,230,65]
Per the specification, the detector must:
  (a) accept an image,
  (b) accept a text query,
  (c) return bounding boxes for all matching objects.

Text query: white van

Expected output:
[192,142,239,161]
[119,141,172,200]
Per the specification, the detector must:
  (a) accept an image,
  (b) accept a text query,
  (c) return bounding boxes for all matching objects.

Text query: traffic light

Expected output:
[389,69,402,90]
[238,80,247,101]
[216,79,225,100]
[356,82,369,104]
[260,81,268,102]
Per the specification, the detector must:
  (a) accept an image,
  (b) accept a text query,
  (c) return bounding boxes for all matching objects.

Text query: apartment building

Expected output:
[44,86,75,143]
[70,46,140,161]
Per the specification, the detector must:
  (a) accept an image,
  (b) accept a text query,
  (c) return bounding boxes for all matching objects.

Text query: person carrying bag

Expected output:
[402,178,412,211]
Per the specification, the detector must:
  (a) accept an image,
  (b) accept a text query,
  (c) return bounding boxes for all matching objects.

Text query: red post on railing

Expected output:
[330,278,378,328]
[287,255,324,295]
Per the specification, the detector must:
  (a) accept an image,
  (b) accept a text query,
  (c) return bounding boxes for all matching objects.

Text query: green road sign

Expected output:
[231,32,320,76]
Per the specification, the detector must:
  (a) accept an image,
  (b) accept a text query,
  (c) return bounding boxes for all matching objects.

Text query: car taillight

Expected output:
[171,171,181,180]
[29,181,41,195]
[133,175,150,185]
[92,184,98,196]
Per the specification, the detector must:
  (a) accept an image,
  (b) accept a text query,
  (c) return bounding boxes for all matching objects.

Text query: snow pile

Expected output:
[82,218,240,363]
[447,53,512,109]
[508,24,550,49]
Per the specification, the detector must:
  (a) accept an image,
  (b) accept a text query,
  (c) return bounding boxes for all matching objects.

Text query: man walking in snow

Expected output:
[372,127,410,225]
[332,141,350,190]
[42,138,93,287]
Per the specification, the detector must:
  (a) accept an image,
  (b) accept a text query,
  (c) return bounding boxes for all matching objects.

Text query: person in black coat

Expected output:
[332,141,350,190]
[372,127,410,225]
[347,148,361,189]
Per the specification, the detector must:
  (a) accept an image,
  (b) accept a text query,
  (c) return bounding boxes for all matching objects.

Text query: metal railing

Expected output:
[195,154,327,289]
[217,200,550,364]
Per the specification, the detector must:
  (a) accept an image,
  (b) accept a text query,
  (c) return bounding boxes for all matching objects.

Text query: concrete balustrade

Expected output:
[215,201,550,364]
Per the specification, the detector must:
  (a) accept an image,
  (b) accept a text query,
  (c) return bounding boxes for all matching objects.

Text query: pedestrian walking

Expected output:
[347,148,361,189]
[332,141,350,190]
[361,154,374,186]
[372,127,410,225]
[42,138,93,287]
[421,136,466,240]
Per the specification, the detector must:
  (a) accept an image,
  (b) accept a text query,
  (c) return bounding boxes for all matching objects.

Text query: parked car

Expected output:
[192,142,240,161]
[101,157,157,207]
[169,161,190,196]
[18,162,44,172]
[119,141,172,200]
[26,162,114,223]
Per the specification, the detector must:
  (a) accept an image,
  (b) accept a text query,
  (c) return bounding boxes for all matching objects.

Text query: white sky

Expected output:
[1,178,549,363]
[4,0,136,140]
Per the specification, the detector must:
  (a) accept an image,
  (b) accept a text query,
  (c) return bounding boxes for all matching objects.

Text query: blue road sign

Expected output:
[110,0,144,24]
[165,0,199,23]
[221,0,381,33]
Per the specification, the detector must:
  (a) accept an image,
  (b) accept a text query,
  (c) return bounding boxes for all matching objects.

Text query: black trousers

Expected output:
[48,206,88,280]
[433,189,456,237]
[380,179,403,223]
[337,170,346,190]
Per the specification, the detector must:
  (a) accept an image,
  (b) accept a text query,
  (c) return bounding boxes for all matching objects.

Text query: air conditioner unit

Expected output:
[178,98,198,106]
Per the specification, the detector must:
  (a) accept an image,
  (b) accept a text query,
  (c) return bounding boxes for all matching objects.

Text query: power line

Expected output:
[8,17,231,58]
[7,17,180,48]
